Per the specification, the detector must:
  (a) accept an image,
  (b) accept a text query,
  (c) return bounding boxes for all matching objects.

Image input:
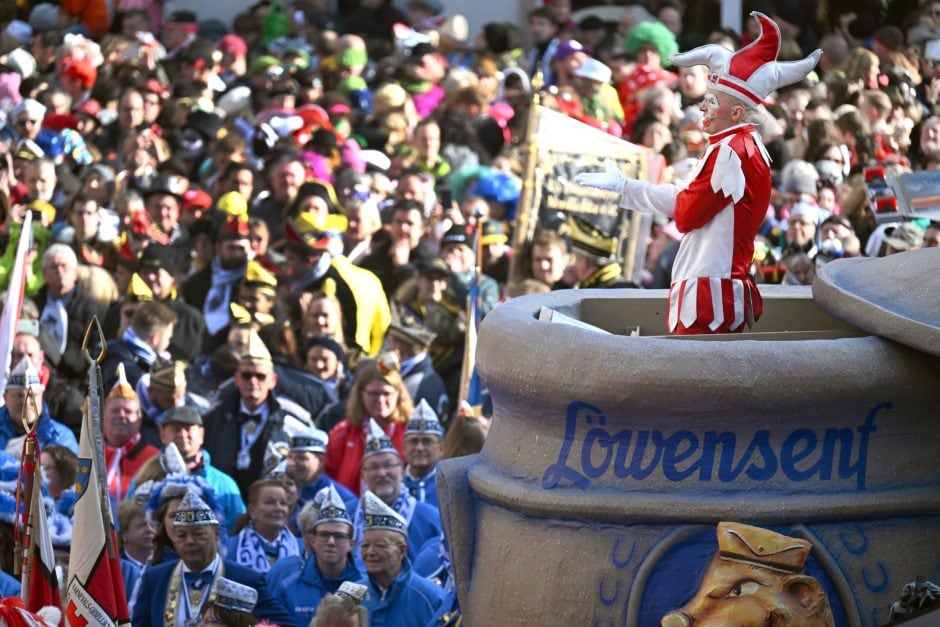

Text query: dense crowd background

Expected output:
[0,0,937,625]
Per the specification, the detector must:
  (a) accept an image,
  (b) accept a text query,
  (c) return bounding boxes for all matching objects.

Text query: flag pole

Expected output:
[14,383,41,594]
[457,217,485,408]
[507,69,544,287]
[0,210,33,391]
[81,316,117,559]
[65,317,130,626]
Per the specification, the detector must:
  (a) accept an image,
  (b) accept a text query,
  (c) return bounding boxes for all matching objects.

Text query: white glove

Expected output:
[573,159,627,193]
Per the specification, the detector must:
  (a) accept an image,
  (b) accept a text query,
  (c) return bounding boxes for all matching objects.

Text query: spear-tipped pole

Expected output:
[81,317,117,558]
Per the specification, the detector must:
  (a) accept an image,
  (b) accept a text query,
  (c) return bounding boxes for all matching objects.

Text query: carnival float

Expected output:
[438,248,940,626]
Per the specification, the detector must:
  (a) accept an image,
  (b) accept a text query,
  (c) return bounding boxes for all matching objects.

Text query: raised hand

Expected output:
[573,159,627,193]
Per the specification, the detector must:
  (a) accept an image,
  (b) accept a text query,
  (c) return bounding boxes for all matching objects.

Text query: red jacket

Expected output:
[324,418,406,496]
[104,435,159,501]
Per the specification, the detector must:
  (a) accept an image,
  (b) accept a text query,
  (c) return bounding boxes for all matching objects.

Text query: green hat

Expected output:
[249,54,281,75]
[624,21,679,63]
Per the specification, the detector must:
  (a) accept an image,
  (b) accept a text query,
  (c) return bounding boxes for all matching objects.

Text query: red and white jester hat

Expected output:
[667,12,821,106]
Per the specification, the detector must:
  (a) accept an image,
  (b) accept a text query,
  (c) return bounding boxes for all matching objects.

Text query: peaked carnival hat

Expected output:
[173,488,220,526]
[362,490,407,536]
[667,12,821,106]
[363,417,399,460]
[406,398,443,438]
[107,363,138,403]
[315,483,352,527]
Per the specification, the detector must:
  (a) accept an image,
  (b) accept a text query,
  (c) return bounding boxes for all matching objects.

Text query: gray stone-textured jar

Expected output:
[438,263,940,627]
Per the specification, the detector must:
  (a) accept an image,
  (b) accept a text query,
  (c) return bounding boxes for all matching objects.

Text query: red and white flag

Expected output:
[65,402,130,627]
[18,433,62,622]
[0,211,33,390]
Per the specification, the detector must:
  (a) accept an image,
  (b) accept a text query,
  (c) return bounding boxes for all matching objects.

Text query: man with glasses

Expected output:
[140,79,169,125]
[275,485,362,626]
[356,491,444,626]
[202,331,314,495]
[347,419,442,564]
[133,489,295,626]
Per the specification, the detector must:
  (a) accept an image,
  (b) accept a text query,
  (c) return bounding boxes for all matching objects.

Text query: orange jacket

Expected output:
[61,0,111,38]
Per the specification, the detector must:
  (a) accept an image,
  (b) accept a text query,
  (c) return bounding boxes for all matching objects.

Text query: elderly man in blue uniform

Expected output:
[403,399,444,506]
[0,357,77,453]
[132,488,296,626]
[288,424,356,516]
[356,490,445,626]
[276,484,362,626]
[347,418,442,564]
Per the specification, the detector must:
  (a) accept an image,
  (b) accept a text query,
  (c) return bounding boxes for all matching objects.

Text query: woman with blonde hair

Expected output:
[842,48,880,91]
[324,353,413,495]
[224,479,301,573]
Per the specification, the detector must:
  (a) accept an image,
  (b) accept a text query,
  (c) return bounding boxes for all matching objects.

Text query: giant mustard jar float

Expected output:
[439,248,940,626]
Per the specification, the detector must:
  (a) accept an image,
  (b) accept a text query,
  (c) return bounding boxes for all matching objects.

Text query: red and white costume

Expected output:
[619,123,771,333]
[615,11,819,334]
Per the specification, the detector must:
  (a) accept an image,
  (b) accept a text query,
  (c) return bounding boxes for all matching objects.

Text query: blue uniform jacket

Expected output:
[357,561,445,627]
[266,554,304,589]
[404,465,438,507]
[275,554,362,626]
[0,403,78,453]
[131,558,297,627]
[298,473,357,508]
[412,535,445,580]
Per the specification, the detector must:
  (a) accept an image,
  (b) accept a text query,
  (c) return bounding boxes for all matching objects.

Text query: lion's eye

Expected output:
[727,580,761,597]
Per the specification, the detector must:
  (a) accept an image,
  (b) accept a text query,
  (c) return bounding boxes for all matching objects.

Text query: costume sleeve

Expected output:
[673,147,733,233]
[620,179,680,218]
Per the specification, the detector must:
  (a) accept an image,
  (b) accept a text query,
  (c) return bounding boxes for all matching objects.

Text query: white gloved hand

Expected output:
[573,159,628,193]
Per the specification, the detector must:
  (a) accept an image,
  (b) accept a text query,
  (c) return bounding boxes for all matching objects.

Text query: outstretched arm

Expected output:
[575,159,679,218]
[620,178,680,218]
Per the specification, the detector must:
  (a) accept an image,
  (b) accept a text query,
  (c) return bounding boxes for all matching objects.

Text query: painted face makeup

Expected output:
[700,92,724,131]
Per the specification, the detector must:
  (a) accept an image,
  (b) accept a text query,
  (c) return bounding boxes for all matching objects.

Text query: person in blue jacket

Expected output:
[275,483,362,626]
[346,418,442,566]
[356,490,445,627]
[131,488,296,627]
[0,357,78,453]
[125,406,246,530]
[287,423,355,531]
[402,398,444,507]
